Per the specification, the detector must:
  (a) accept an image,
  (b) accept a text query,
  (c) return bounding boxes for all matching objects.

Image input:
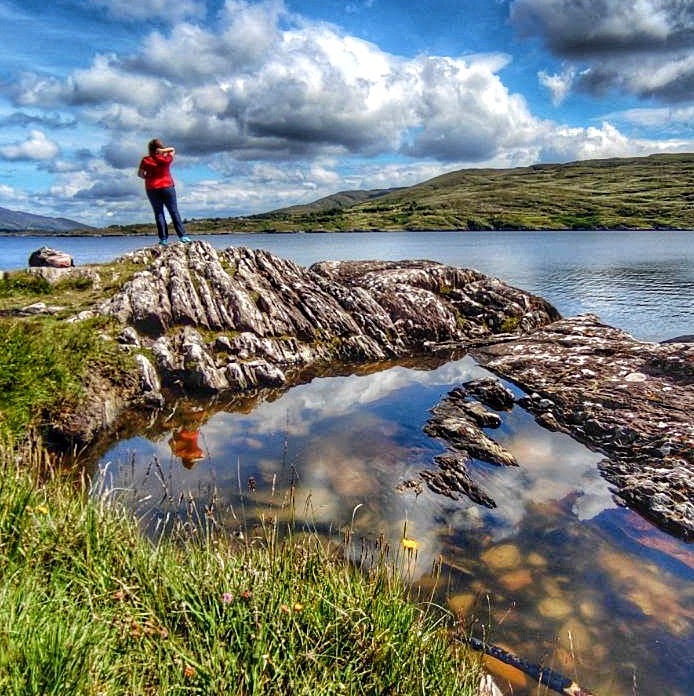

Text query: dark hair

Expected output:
[148,138,164,155]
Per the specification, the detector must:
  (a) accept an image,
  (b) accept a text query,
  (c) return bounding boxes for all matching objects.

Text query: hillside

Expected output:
[0,206,92,234]
[172,153,693,234]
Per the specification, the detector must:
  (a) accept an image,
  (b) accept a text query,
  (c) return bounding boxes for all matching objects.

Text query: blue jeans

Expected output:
[146,186,186,240]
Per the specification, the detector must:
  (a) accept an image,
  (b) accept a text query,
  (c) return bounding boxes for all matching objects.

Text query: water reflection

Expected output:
[98,357,693,695]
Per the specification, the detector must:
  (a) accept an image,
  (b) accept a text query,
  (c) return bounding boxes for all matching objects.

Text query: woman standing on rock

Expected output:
[138,138,191,246]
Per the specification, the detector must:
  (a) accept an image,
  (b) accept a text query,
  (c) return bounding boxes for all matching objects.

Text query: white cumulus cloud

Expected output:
[9,2,543,166]
[538,66,576,106]
[0,130,59,161]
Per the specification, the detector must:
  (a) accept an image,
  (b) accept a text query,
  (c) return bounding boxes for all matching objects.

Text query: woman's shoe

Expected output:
[180,236,191,243]
[159,239,168,246]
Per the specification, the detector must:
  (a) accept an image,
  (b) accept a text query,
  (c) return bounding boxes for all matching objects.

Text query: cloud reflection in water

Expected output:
[100,355,615,565]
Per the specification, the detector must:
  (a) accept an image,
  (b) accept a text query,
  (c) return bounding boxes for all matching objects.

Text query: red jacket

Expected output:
[138,152,175,189]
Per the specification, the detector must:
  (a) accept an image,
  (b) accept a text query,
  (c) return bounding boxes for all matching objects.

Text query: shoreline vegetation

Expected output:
[0,441,481,695]
[2,153,693,236]
[0,257,487,693]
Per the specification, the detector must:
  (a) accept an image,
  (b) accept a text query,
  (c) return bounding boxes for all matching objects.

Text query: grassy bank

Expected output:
[0,271,481,694]
[0,264,141,439]
[0,441,480,695]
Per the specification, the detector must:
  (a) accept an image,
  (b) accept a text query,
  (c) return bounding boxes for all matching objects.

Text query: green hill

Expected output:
[0,206,93,234]
[115,153,694,234]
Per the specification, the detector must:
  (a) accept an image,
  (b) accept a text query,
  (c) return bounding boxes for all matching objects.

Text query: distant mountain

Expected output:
[0,206,93,234]
[268,187,406,215]
[111,153,694,236]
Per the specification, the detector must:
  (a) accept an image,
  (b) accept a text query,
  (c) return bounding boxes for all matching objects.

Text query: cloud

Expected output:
[0,183,29,206]
[85,0,205,22]
[0,130,60,161]
[611,104,694,130]
[538,66,576,106]
[511,0,694,101]
[5,0,694,225]
[0,112,77,129]
[10,2,547,166]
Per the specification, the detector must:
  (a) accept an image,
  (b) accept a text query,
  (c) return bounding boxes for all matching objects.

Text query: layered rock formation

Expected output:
[471,315,694,540]
[97,241,557,401]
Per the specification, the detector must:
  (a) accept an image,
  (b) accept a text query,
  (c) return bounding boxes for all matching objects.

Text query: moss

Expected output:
[500,315,521,332]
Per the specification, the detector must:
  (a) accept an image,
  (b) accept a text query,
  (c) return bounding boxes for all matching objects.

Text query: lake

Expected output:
[4,229,693,341]
[7,230,694,694]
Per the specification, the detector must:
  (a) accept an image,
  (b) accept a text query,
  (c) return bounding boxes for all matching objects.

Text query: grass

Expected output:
[0,316,131,438]
[0,257,149,439]
[0,439,481,695]
[0,241,483,694]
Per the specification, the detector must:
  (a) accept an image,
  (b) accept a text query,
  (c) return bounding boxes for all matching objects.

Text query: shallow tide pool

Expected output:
[97,356,694,696]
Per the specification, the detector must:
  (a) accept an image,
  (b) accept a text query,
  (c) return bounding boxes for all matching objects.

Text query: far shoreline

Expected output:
[1,226,693,238]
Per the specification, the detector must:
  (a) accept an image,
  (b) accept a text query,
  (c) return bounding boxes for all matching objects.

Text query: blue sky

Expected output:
[0,0,692,226]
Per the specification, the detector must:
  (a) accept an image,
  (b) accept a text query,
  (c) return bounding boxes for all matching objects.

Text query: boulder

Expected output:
[28,246,74,268]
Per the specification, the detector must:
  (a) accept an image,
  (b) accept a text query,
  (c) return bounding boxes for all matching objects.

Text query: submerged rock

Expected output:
[481,543,522,571]
[420,453,497,507]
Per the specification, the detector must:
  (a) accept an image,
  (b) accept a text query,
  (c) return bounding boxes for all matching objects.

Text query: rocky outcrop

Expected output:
[95,241,558,405]
[424,384,517,467]
[417,379,517,505]
[469,315,694,540]
[53,241,692,541]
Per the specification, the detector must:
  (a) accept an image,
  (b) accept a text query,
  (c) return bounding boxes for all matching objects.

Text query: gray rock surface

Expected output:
[98,241,557,398]
[471,314,694,540]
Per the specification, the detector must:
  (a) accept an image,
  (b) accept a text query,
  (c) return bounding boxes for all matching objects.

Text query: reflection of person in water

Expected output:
[169,427,205,469]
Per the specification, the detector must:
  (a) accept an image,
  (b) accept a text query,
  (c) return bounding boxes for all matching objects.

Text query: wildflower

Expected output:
[183,665,196,679]
[240,589,252,600]
[221,592,234,604]
[112,590,126,601]
[402,537,419,551]
[280,604,290,614]
[293,602,304,612]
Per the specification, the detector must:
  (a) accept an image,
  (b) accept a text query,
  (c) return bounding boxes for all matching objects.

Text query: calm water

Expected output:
[8,231,693,694]
[3,230,693,341]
